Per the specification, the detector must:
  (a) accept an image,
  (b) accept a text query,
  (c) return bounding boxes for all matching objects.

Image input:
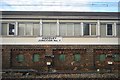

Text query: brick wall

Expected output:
[1,45,120,72]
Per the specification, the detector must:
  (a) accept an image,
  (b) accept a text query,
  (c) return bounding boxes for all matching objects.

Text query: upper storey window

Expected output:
[59,23,81,36]
[18,23,40,36]
[1,23,15,36]
[107,24,112,36]
[1,23,7,35]
[9,23,15,35]
[100,23,114,37]
[42,22,57,36]
[83,23,96,36]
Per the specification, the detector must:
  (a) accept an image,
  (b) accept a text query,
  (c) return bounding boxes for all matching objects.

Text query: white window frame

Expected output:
[83,23,97,36]
[97,20,100,36]
[106,23,114,36]
[114,22,117,36]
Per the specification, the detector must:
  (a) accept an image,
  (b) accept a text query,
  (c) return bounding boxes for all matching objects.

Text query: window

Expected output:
[9,23,15,35]
[100,23,106,37]
[116,24,120,37]
[1,23,7,35]
[60,23,67,36]
[83,23,96,36]
[16,54,24,62]
[74,23,81,36]
[74,54,81,61]
[42,23,57,36]
[1,23,15,36]
[67,23,73,36]
[25,23,33,36]
[99,54,106,62]
[33,54,40,62]
[18,23,25,36]
[59,23,74,36]
[114,54,120,62]
[59,54,65,61]
[18,23,40,36]
[33,23,40,36]
[107,24,113,35]
[83,23,89,35]
[91,24,96,35]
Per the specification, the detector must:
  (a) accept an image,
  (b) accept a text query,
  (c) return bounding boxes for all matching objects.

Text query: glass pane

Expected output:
[1,23,7,35]
[99,54,106,62]
[50,23,57,36]
[100,24,106,37]
[43,23,50,36]
[60,23,67,36]
[9,23,15,35]
[26,23,33,36]
[33,54,40,62]
[74,23,81,36]
[18,23,25,36]
[16,54,24,62]
[59,54,65,61]
[116,24,120,37]
[91,24,96,35]
[74,54,80,61]
[114,54,120,62]
[33,23,40,36]
[84,23,89,35]
[67,23,73,36]
[107,24,112,35]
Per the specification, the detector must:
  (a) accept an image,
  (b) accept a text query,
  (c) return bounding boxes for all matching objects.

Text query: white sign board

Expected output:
[108,61,113,64]
[47,62,51,65]
[38,37,62,42]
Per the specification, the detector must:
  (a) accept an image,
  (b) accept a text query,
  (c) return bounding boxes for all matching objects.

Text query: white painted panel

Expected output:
[1,37,119,45]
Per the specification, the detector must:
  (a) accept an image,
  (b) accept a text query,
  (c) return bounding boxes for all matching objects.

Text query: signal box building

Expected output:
[1,11,120,73]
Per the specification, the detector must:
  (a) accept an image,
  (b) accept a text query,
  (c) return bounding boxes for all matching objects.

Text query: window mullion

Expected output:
[31,23,33,36]
[57,20,59,36]
[90,24,91,36]
[97,20,100,36]
[81,22,83,36]
[49,23,51,36]
[15,22,18,36]
[106,24,107,36]
[73,23,74,36]
[114,23,116,36]
[7,23,9,36]
[40,19,42,36]
[66,24,67,36]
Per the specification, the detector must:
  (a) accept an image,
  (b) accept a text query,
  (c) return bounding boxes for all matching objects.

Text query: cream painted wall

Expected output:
[0,37,119,45]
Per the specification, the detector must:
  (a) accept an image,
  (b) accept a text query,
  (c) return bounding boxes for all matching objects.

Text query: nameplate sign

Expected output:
[38,37,62,42]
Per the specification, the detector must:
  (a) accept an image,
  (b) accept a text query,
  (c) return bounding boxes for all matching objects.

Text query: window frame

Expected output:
[1,22,16,36]
[113,54,120,62]
[1,23,8,36]
[59,54,65,61]
[42,22,57,36]
[83,23,97,36]
[32,53,40,62]
[18,22,40,36]
[8,23,16,36]
[16,54,25,62]
[99,54,106,62]
[74,53,81,62]
[106,23,114,36]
